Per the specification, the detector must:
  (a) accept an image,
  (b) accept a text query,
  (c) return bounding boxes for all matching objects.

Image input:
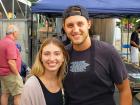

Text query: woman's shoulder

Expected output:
[24,75,39,87]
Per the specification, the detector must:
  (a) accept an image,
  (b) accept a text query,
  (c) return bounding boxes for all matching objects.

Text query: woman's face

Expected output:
[41,43,64,73]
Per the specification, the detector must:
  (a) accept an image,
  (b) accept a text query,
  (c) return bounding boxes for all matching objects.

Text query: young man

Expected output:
[130,26,140,66]
[0,25,23,105]
[63,5,132,105]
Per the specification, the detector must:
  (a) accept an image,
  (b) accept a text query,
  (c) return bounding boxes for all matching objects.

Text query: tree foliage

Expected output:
[121,17,140,29]
[28,0,38,2]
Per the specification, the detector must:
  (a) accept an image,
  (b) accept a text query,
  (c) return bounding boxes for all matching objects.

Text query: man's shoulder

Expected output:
[0,37,14,44]
[92,39,111,48]
[92,39,116,55]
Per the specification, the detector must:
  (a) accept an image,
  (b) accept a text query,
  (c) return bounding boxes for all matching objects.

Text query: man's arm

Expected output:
[116,78,132,105]
[130,40,140,48]
[8,59,19,75]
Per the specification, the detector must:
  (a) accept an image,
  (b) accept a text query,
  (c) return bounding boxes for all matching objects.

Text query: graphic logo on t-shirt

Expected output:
[70,61,89,72]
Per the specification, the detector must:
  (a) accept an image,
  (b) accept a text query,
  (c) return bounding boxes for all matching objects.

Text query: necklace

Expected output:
[61,88,65,105]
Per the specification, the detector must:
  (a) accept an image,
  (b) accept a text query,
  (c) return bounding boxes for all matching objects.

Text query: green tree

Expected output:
[121,17,140,31]
[28,0,38,3]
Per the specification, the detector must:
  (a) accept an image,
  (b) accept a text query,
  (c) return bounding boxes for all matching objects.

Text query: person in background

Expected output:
[0,24,23,105]
[16,43,30,83]
[130,26,140,67]
[62,5,132,105]
[20,37,69,105]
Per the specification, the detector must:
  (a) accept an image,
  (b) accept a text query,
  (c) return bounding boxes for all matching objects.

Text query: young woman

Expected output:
[20,37,69,105]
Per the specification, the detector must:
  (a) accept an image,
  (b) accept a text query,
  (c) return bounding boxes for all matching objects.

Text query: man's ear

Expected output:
[62,24,66,33]
[87,20,91,29]
[61,24,65,34]
[62,24,65,30]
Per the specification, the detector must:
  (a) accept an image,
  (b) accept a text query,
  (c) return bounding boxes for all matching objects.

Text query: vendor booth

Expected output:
[31,0,140,98]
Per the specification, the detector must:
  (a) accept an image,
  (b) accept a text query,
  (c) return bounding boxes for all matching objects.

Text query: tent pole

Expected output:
[37,14,40,51]
[12,0,15,19]
[30,13,33,66]
[121,18,123,56]
[25,0,28,18]
[127,17,130,61]
[16,0,24,17]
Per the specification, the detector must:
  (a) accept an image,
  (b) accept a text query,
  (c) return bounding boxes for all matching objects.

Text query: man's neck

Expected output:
[73,36,91,51]
[6,34,15,41]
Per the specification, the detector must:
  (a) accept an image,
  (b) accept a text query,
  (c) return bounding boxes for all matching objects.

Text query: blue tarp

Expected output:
[31,0,140,17]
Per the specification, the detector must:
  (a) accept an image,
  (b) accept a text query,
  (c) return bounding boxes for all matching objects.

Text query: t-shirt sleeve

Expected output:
[6,43,17,60]
[109,45,128,84]
[131,32,136,41]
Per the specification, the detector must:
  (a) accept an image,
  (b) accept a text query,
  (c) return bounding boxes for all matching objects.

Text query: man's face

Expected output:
[63,15,91,45]
[13,31,19,40]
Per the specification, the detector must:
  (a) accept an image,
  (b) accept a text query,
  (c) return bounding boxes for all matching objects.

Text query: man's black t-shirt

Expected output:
[130,31,139,47]
[64,39,127,105]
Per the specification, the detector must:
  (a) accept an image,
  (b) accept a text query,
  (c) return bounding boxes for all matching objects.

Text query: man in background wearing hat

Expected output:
[0,24,23,105]
[63,5,132,105]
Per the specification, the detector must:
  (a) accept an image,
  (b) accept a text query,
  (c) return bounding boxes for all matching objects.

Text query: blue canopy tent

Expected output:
[31,1,140,97]
[30,0,140,64]
[31,0,140,18]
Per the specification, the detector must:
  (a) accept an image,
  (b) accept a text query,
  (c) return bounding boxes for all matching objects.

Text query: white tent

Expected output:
[18,0,31,6]
[0,0,31,19]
